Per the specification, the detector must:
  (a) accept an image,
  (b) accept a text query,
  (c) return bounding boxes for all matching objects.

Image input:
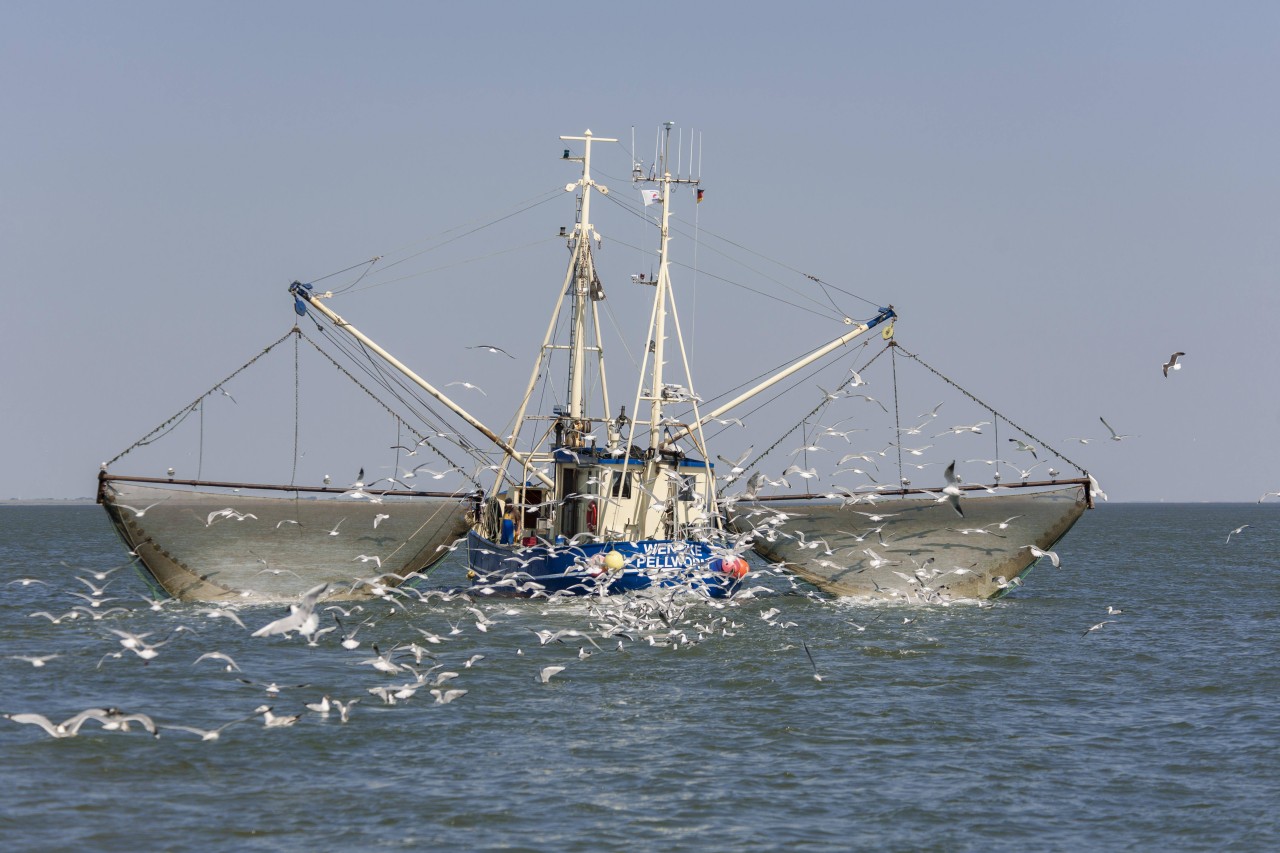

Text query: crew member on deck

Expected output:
[500,506,516,545]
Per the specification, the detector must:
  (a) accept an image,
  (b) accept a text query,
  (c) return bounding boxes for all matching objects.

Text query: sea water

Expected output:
[1,503,1276,852]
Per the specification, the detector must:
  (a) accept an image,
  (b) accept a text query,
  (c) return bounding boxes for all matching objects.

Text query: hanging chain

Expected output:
[197,400,204,481]
[291,330,300,487]
[890,344,904,485]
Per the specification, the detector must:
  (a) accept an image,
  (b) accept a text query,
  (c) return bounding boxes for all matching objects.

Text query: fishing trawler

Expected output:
[99,125,1093,603]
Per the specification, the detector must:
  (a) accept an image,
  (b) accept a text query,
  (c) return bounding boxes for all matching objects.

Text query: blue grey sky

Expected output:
[4,2,1277,502]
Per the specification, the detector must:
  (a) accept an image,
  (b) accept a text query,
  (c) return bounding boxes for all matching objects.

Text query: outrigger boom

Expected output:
[289,280,556,489]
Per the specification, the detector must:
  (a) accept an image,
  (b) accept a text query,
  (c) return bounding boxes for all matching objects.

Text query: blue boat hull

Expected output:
[466,531,740,597]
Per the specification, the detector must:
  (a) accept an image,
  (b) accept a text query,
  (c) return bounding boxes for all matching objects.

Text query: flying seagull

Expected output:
[446,381,487,395]
[1162,351,1185,377]
[467,344,515,359]
[1099,416,1131,441]
[941,461,964,517]
[1007,438,1038,459]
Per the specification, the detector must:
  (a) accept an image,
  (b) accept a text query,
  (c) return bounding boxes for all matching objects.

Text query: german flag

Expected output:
[696,188,704,204]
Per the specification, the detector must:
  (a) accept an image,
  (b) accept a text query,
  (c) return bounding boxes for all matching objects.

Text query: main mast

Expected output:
[562,130,615,429]
[637,122,700,453]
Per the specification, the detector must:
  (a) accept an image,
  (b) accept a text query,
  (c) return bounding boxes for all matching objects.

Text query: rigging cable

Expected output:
[892,343,1088,476]
[104,327,300,468]
[291,329,300,487]
[297,320,485,487]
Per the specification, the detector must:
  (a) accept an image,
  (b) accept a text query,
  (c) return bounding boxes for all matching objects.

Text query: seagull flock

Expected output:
[4,555,872,742]
[10,347,1273,741]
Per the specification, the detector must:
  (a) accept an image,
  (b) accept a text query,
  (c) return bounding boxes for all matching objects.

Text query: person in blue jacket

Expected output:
[499,506,517,545]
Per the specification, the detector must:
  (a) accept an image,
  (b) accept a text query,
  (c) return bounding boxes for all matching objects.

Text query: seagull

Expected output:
[373,513,390,528]
[1023,544,1061,567]
[1007,438,1038,459]
[430,688,469,704]
[255,706,301,728]
[863,548,898,569]
[789,443,829,456]
[446,381,486,395]
[802,641,824,682]
[117,501,166,518]
[193,651,242,672]
[849,393,889,412]
[305,695,332,715]
[7,654,62,668]
[250,582,331,639]
[1083,620,1116,637]
[327,518,346,536]
[852,510,900,522]
[95,709,159,735]
[74,576,115,597]
[255,567,302,579]
[70,605,130,620]
[358,644,405,674]
[716,447,754,477]
[354,554,383,569]
[1088,475,1109,503]
[63,562,127,582]
[536,665,566,683]
[409,465,464,480]
[466,344,515,358]
[941,461,964,517]
[1099,416,1131,441]
[1225,525,1249,544]
[334,699,359,723]
[918,402,944,420]
[1162,351,1185,377]
[199,608,247,630]
[3,709,114,738]
[332,616,364,650]
[1106,606,1125,615]
[935,421,989,437]
[160,716,253,741]
[1258,491,1280,503]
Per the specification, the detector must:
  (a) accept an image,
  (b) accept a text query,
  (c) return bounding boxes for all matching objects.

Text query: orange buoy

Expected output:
[719,556,749,579]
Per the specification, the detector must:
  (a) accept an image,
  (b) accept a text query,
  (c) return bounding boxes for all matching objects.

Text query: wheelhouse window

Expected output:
[609,471,634,499]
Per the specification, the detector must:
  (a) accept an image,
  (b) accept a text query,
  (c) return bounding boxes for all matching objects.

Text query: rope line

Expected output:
[890,345,904,485]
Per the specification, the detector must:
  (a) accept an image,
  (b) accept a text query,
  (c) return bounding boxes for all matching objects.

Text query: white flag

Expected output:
[641,189,660,207]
